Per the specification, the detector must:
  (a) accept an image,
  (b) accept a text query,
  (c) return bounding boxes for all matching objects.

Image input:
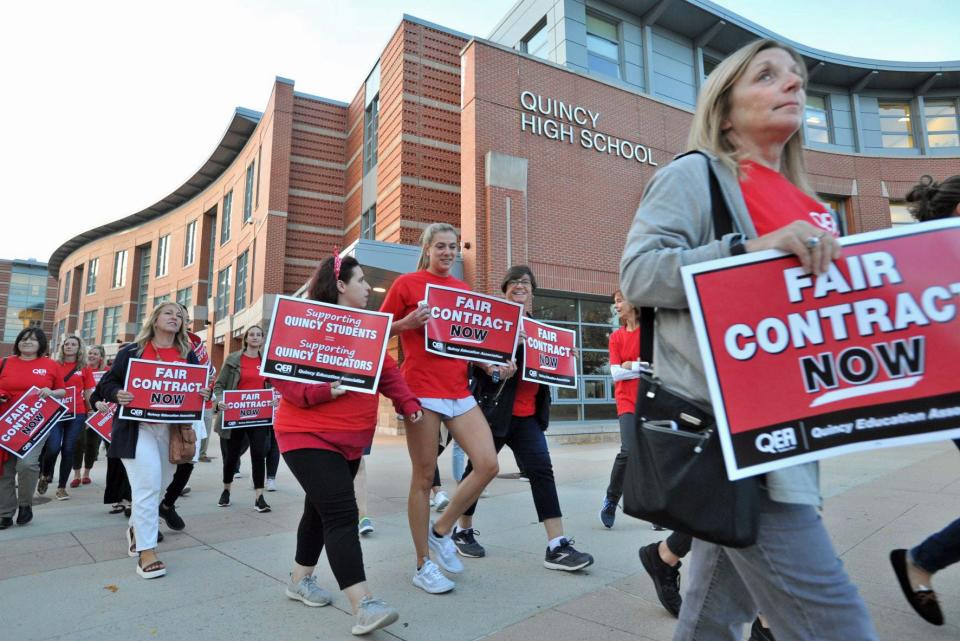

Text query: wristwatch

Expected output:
[729,234,747,256]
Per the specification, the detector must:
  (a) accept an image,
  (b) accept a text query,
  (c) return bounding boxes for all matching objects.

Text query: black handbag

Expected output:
[621,152,761,548]
[473,377,507,424]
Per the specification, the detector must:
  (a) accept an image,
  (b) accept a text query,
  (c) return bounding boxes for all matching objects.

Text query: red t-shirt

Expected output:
[739,161,839,237]
[609,327,641,416]
[379,270,471,399]
[512,379,539,417]
[141,343,187,364]
[0,356,66,415]
[238,354,267,390]
[55,361,96,414]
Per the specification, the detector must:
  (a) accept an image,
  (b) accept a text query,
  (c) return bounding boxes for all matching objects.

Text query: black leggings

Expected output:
[222,427,269,488]
[283,448,364,590]
[163,463,193,508]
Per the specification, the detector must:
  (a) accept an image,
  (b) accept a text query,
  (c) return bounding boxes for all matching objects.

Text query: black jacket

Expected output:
[470,342,551,438]
[96,343,200,459]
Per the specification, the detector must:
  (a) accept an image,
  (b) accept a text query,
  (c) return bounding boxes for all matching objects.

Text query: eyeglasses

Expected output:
[507,279,533,288]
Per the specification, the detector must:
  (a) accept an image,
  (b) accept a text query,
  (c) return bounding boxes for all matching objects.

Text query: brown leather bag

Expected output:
[168,425,197,464]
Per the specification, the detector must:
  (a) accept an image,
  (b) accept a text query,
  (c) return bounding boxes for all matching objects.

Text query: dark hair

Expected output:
[307,255,360,304]
[906,175,960,222]
[500,265,537,293]
[13,327,49,357]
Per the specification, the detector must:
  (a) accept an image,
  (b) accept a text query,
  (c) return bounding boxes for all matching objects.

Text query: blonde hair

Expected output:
[687,39,813,195]
[416,223,459,271]
[135,302,192,358]
[56,334,86,365]
[87,344,107,369]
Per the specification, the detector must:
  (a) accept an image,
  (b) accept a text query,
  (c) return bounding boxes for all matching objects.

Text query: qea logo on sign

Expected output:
[274,363,293,375]
[755,428,798,455]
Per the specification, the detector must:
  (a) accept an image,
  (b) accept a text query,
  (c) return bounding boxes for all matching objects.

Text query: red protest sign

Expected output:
[57,387,77,422]
[683,219,960,480]
[424,285,522,365]
[222,389,275,429]
[118,359,208,424]
[86,403,116,443]
[261,295,392,394]
[520,318,577,389]
[0,387,69,459]
[92,370,106,383]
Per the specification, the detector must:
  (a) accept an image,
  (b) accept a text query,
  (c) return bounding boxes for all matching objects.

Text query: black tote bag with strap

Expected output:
[621,152,761,548]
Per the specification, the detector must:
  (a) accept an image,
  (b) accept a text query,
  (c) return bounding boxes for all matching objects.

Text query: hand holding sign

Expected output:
[745,219,841,276]
[116,390,135,405]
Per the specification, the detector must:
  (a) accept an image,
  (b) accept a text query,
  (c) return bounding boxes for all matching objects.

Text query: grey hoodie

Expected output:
[620,150,820,507]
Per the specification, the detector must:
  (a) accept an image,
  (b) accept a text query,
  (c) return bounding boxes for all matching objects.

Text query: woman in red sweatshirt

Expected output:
[272,253,421,636]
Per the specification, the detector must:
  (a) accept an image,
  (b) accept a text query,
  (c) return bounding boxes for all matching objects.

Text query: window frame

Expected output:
[585,12,622,80]
[234,250,249,312]
[220,190,233,245]
[363,96,380,174]
[243,161,255,223]
[360,205,377,240]
[521,18,549,60]
[215,265,232,320]
[176,286,193,310]
[804,93,833,145]
[156,235,170,278]
[62,269,71,304]
[924,98,960,149]
[86,258,99,295]
[112,250,128,289]
[878,100,916,149]
[183,220,197,267]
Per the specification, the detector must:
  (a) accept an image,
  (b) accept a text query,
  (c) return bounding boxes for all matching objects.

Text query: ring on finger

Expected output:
[805,235,821,248]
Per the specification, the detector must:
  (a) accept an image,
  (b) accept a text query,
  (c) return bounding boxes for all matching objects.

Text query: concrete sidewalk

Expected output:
[0,435,957,641]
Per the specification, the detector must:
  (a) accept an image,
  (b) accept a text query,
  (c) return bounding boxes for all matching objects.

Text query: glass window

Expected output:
[890,201,915,226]
[156,235,170,277]
[532,294,577,322]
[153,293,171,307]
[361,205,377,240]
[112,250,128,289]
[220,191,233,245]
[243,161,255,222]
[235,250,249,311]
[62,269,71,303]
[216,266,232,320]
[925,99,960,149]
[804,95,831,144]
[101,306,121,344]
[206,213,217,296]
[818,195,848,236]
[586,14,621,80]
[581,351,610,375]
[183,220,197,266]
[86,258,98,295]
[3,264,48,342]
[176,286,192,310]
[879,101,915,148]
[363,96,380,174]
[135,246,151,324]
[80,311,96,343]
[522,19,549,60]
[702,55,719,81]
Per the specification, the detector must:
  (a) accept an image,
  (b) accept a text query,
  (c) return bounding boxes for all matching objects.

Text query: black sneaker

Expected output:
[452,528,485,558]
[748,617,777,641]
[544,538,594,571]
[639,542,682,617]
[15,505,33,526]
[159,503,186,531]
[255,495,271,513]
[0,516,12,529]
[599,499,616,528]
[218,490,231,507]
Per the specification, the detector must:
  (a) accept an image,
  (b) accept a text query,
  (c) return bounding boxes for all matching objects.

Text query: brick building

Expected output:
[0,260,56,356]
[49,3,960,427]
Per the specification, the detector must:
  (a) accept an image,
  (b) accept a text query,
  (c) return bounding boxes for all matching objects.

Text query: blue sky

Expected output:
[2,0,957,263]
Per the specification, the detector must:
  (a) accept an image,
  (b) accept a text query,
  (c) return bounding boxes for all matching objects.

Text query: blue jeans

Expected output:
[674,494,878,641]
[451,439,466,482]
[42,415,86,489]
[911,517,960,574]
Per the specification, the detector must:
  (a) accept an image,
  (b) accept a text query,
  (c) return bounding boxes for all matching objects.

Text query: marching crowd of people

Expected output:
[1,38,958,639]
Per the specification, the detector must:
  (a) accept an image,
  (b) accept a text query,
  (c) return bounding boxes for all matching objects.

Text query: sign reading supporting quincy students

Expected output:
[261,295,392,394]
[222,389,274,429]
[0,387,69,459]
[682,219,960,480]
[520,318,577,389]
[118,359,208,424]
[424,285,523,366]
[86,403,116,443]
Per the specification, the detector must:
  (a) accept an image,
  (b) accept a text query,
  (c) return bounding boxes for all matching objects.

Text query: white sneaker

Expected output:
[285,575,332,607]
[411,559,454,594]
[266,478,277,492]
[428,523,464,573]
[351,596,399,635]
[432,490,450,512]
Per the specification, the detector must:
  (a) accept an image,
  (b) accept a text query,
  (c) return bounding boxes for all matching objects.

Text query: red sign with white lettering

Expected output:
[118,359,208,424]
[683,220,960,480]
[222,389,275,429]
[520,318,577,389]
[86,403,116,443]
[0,387,69,459]
[424,285,523,366]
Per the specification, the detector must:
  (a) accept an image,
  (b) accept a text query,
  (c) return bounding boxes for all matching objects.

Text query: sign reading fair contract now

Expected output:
[222,389,274,429]
[261,295,392,394]
[0,387,69,459]
[118,359,208,424]
[683,219,960,480]
[424,285,523,366]
[521,317,577,389]
[86,403,116,443]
